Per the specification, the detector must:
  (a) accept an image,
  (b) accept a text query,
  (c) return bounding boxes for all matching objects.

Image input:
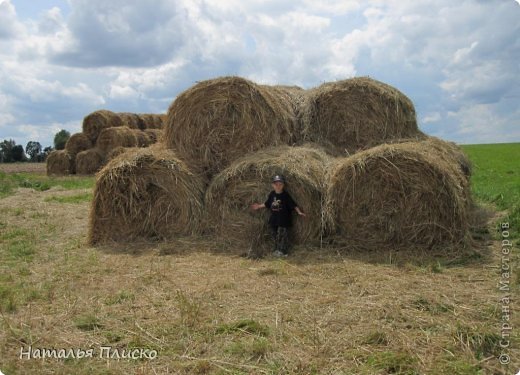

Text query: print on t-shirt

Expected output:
[271,198,282,211]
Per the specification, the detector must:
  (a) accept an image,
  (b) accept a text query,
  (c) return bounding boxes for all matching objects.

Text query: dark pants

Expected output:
[271,225,290,254]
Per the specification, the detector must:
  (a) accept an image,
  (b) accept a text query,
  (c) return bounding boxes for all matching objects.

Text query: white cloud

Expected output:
[0,0,519,148]
[0,0,22,39]
[422,112,442,124]
[109,84,139,100]
[47,0,187,67]
[448,104,520,144]
[302,0,360,15]
[16,121,82,146]
[38,7,64,34]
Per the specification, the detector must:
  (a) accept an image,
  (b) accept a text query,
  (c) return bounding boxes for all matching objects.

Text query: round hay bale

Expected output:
[95,126,139,155]
[260,84,305,143]
[46,150,74,175]
[138,114,165,130]
[106,146,130,161]
[82,110,124,142]
[326,141,470,249]
[302,77,423,155]
[164,76,297,177]
[76,148,105,175]
[143,129,163,143]
[159,114,167,127]
[136,130,153,147]
[205,145,331,253]
[118,113,142,130]
[88,147,205,244]
[64,133,92,156]
[422,136,472,179]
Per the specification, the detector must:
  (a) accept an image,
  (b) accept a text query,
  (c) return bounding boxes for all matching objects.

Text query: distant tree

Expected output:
[41,146,54,162]
[11,145,26,162]
[26,141,42,162]
[54,130,71,150]
[0,139,16,163]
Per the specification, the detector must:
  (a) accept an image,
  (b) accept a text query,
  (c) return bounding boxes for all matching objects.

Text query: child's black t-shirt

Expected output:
[264,190,297,227]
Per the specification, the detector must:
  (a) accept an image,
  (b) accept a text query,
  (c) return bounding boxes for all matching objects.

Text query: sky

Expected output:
[0,0,519,148]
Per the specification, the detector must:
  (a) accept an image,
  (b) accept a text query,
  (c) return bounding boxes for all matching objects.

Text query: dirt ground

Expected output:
[0,162,46,174]
[0,184,518,374]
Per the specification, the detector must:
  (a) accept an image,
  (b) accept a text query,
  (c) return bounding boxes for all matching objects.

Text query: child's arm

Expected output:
[251,203,265,210]
[252,192,273,211]
[295,206,306,216]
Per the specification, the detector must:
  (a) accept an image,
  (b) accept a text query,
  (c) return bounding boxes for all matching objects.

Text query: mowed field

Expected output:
[0,143,518,375]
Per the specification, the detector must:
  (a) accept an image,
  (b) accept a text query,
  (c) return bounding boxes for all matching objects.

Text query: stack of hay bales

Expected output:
[47,110,165,176]
[89,75,473,251]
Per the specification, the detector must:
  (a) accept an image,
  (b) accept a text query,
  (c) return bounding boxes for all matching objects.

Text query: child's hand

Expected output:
[298,211,306,217]
[251,203,262,210]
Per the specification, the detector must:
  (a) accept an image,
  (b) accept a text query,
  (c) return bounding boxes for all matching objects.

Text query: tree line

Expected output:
[0,130,71,163]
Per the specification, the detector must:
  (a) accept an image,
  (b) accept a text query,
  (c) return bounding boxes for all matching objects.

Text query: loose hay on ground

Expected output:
[164,76,298,177]
[88,147,205,244]
[75,148,105,175]
[326,141,471,250]
[46,150,74,175]
[302,77,424,155]
[205,145,331,254]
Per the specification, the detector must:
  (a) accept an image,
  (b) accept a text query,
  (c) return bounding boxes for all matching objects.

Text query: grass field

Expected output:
[0,143,518,374]
[461,143,520,242]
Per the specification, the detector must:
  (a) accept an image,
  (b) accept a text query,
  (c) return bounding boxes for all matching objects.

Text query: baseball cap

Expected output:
[272,175,285,183]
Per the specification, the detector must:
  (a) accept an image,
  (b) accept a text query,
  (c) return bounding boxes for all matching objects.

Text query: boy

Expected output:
[251,175,305,257]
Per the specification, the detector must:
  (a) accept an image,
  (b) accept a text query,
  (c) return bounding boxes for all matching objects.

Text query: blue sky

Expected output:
[1,0,519,148]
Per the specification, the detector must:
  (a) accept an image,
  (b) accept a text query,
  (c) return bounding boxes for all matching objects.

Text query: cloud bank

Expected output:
[1,0,519,147]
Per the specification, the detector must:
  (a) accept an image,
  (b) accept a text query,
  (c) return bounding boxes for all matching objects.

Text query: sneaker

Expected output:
[272,250,288,258]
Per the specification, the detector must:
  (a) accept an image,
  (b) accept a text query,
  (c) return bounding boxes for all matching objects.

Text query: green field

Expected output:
[0,143,518,374]
[0,171,95,199]
[461,143,520,241]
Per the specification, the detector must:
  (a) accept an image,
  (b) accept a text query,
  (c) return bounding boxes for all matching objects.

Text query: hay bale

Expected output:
[164,76,297,177]
[205,145,331,253]
[302,77,423,155]
[326,141,471,249]
[106,146,130,161]
[118,113,142,130]
[135,131,152,147]
[260,84,306,143]
[82,110,124,142]
[422,136,472,178]
[95,126,139,155]
[143,129,163,143]
[46,150,74,175]
[107,145,165,162]
[76,148,105,175]
[138,114,165,130]
[64,133,92,156]
[88,147,205,244]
